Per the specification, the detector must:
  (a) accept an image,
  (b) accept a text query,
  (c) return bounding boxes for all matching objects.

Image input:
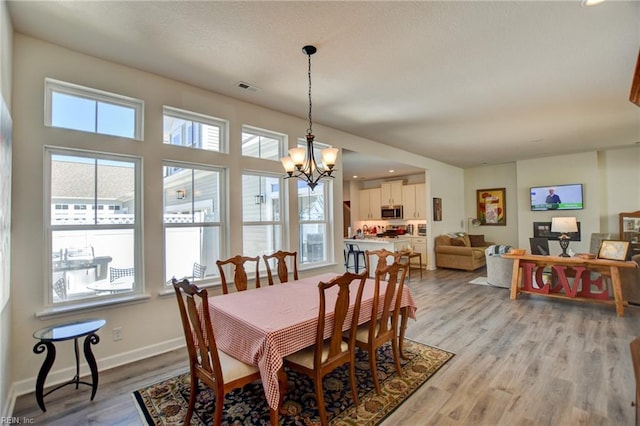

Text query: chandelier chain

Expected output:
[307,52,313,136]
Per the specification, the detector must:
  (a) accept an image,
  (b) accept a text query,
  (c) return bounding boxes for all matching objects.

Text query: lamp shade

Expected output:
[551,217,578,234]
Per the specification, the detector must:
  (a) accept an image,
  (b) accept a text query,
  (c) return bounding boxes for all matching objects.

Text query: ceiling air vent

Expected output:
[236,81,260,92]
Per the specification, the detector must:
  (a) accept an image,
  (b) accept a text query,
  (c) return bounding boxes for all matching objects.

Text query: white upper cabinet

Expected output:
[402,183,426,219]
[380,180,403,206]
[359,187,382,220]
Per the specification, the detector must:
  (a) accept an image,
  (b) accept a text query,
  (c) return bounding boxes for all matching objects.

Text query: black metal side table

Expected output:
[32,318,106,411]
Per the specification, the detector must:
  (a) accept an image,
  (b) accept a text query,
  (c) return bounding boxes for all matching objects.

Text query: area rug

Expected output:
[133,339,454,425]
[469,276,489,286]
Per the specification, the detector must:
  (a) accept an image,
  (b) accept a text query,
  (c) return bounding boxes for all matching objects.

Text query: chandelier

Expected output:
[281,45,338,190]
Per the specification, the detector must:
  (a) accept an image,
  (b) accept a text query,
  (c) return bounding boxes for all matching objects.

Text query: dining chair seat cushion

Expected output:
[351,322,382,343]
[284,340,348,369]
[218,349,259,382]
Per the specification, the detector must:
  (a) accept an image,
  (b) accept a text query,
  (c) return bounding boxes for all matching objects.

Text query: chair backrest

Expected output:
[368,260,409,342]
[110,267,135,282]
[53,277,66,299]
[172,278,223,386]
[216,255,261,294]
[314,272,367,369]
[365,248,404,278]
[193,262,207,279]
[262,250,298,285]
[345,243,361,253]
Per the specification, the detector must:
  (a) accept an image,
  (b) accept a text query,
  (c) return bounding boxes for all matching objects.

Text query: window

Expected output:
[163,106,226,152]
[46,148,142,305]
[296,140,333,265]
[242,126,285,160]
[163,162,224,283]
[45,78,144,140]
[242,173,284,262]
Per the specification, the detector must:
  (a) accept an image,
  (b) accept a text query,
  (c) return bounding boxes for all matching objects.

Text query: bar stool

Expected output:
[399,250,423,281]
[344,243,366,273]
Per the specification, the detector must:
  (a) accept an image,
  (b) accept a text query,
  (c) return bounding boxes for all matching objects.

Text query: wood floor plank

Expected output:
[12,267,640,425]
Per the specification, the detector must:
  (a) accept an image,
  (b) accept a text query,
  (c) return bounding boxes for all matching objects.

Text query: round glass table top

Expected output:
[33,318,106,341]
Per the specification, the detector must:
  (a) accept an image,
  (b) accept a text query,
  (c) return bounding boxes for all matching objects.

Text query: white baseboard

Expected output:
[9,337,185,403]
[2,384,16,419]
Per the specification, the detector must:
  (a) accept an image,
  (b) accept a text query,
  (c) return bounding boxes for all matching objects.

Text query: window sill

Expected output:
[36,293,152,320]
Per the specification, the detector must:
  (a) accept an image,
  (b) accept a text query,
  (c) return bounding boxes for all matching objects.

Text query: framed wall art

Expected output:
[597,240,630,261]
[433,197,442,221]
[477,188,506,226]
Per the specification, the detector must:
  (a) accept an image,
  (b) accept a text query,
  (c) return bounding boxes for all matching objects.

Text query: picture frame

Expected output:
[433,197,442,221]
[476,188,506,226]
[597,240,631,261]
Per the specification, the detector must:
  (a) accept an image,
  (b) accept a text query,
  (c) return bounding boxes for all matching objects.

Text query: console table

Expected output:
[32,318,105,411]
[504,254,638,317]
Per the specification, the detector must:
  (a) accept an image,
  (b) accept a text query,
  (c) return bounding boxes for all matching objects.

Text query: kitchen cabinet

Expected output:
[402,183,427,219]
[409,236,427,267]
[359,188,381,220]
[380,180,403,206]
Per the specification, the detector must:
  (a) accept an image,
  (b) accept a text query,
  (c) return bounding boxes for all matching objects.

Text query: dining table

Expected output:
[204,272,417,411]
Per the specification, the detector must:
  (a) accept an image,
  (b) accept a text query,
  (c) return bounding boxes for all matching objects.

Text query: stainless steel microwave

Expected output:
[381,205,403,219]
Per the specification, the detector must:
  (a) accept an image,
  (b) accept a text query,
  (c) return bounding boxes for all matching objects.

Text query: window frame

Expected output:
[43,146,144,308]
[162,160,226,287]
[241,171,286,262]
[44,78,144,140]
[163,106,228,153]
[296,138,335,267]
[241,125,287,161]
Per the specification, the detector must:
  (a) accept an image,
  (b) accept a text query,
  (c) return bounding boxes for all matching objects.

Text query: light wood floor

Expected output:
[13,267,640,425]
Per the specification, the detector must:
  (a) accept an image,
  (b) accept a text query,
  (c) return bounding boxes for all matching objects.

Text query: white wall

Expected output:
[0,0,12,417]
[464,148,640,257]
[464,163,518,247]
[8,34,462,398]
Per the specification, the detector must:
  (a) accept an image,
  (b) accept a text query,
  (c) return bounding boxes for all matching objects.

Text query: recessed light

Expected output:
[581,0,606,6]
[352,175,358,179]
[388,169,395,173]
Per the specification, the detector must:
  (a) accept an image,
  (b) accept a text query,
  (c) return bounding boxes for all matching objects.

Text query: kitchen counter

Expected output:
[344,238,411,277]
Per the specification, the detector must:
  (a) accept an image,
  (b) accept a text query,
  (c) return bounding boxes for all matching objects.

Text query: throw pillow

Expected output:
[460,234,471,247]
[468,234,486,247]
[451,238,466,247]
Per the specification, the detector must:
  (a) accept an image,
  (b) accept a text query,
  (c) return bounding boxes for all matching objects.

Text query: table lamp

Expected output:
[551,217,578,257]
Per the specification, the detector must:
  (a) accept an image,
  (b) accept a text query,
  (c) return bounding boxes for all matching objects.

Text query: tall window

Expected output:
[242,173,283,261]
[163,162,223,283]
[46,149,142,304]
[242,126,285,160]
[163,106,226,152]
[45,78,144,140]
[296,140,333,265]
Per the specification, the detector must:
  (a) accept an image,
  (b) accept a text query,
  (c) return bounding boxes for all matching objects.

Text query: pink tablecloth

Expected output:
[206,272,417,410]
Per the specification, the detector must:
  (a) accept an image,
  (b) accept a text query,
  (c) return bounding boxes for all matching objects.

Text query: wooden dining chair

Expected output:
[262,250,298,285]
[631,336,640,426]
[283,271,367,426]
[354,258,408,395]
[216,255,261,294]
[364,248,404,278]
[172,278,278,425]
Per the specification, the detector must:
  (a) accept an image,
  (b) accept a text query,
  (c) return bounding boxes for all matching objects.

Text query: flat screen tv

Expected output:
[530,183,584,211]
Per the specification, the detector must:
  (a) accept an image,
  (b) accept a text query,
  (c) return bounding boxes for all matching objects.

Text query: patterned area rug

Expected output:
[133,339,453,425]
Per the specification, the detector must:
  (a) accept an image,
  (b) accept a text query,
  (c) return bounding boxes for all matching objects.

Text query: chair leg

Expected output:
[214,390,224,426]
[369,346,381,395]
[349,358,359,407]
[315,375,328,426]
[391,332,403,378]
[185,374,197,425]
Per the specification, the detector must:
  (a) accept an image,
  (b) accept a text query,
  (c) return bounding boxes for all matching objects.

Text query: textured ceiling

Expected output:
[7,0,640,179]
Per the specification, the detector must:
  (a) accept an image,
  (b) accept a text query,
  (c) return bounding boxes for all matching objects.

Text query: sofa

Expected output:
[485,245,513,288]
[435,233,495,271]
